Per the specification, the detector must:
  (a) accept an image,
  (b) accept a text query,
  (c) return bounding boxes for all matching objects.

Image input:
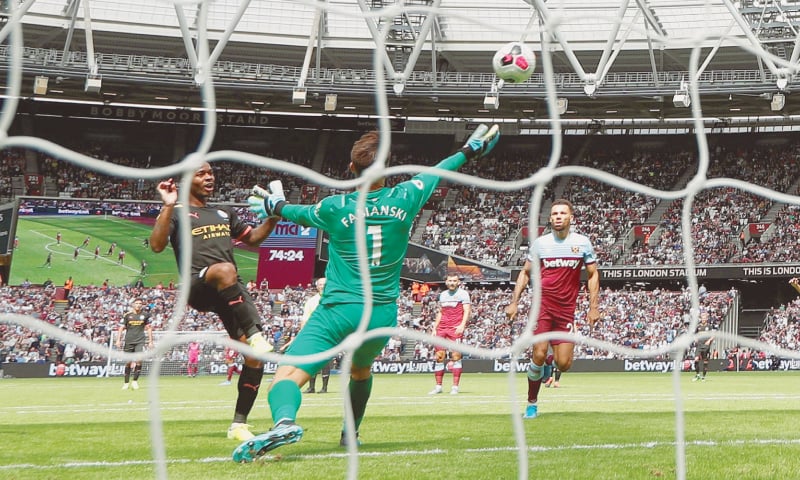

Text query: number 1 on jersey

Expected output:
[367,225,382,266]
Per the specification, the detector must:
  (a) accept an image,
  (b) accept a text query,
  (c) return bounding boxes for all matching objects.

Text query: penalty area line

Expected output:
[3,438,800,471]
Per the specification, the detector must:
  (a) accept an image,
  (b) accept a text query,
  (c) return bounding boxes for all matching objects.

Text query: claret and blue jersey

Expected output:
[528,231,597,314]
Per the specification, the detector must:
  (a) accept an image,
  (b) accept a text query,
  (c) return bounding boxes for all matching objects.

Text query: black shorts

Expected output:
[188,273,254,340]
[697,347,711,359]
[123,342,146,353]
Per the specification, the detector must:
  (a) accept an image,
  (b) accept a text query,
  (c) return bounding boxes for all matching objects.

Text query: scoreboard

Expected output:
[257,221,318,289]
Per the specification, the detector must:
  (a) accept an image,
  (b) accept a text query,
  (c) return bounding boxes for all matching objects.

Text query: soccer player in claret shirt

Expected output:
[429,274,471,395]
[220,346,243,386]
[505,199,600,419]
[232,124,500,463]
[149,161,279,443]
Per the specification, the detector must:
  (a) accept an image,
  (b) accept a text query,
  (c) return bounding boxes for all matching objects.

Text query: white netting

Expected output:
[106,330,232,377]
[3,1,800,480]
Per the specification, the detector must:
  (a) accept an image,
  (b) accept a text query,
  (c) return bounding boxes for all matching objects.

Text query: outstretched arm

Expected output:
[239,217,280,247]
[150,179,178,253]
[424,124,501,177]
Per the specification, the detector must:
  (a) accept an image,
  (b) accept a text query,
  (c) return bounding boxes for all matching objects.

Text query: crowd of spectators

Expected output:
[734,204,800,263]
[1,281,747,367]
[421,190,526,266]
[39,150,156,200]
[418,150,554,267]
[623,142,800,265]
[759,295,800,351]
[0,149,26,200]
[35,147,312,204]
[563,150,693,265]
[0,281,307,365]
[401,283,737,361]
[7,134,800,270]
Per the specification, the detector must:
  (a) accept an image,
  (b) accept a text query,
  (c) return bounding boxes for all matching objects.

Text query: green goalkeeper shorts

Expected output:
[283,302,398,375]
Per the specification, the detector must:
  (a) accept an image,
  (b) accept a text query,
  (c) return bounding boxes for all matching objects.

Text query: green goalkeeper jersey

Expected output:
[280,151,467,305]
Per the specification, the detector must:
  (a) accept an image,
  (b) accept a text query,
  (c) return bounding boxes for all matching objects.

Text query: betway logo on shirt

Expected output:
[542,258,581,269]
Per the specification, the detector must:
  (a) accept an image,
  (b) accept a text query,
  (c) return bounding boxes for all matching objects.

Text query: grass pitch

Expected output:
[10,216,259,287]
[1,372,799,480]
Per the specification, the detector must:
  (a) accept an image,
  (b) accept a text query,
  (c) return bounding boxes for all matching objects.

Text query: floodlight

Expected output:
[483,92,499,110]
[771,93,785,111]
[292,87,307,105]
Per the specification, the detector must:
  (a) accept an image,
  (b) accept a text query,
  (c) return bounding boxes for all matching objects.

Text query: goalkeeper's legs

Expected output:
[348,369,373,431]
[341,368,373,447]
[232,366,308,462]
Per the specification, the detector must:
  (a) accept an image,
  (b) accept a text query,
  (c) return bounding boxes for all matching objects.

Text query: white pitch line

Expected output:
[4,390,800,417]
[28,229,141,274]
[2,438,800,471]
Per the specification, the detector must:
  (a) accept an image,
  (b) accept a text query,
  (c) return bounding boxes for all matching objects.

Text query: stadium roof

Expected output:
[2,0,799,122]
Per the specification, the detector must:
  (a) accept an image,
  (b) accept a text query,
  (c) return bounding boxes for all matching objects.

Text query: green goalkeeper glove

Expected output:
[248,180,287,219]
[460,124,500,160]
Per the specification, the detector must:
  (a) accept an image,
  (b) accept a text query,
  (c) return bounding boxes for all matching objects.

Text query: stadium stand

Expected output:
[1,283,743,365]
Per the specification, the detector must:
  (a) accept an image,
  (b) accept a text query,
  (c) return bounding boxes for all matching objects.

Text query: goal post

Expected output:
[106,330,237,378]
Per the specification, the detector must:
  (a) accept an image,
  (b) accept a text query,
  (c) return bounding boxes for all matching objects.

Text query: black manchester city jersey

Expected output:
[122,310,151,344]
[168,205,252,275]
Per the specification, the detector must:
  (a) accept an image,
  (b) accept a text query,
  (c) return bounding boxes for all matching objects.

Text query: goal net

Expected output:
[106,330,256,378]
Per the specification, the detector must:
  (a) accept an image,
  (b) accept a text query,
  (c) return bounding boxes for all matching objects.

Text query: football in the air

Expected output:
[492,42,536,83]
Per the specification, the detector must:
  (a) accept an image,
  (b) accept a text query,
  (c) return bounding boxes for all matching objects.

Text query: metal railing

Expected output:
[0,45,786,98]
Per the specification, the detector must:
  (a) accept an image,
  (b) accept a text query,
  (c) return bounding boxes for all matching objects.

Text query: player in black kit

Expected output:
[117,298,153,390]
[149,161,279,442]
[693,312,715,382]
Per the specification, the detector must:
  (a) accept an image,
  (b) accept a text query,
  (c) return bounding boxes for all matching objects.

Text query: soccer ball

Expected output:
[492,42,536,83]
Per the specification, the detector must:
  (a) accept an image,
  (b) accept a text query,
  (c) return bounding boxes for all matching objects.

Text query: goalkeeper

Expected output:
[232,124,500,463]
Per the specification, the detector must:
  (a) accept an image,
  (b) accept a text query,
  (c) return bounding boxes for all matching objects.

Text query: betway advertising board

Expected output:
[8,358,797,378]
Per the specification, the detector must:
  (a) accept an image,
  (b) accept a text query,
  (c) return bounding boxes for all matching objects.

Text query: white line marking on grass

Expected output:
[6,391,800,417]
[29,229,140,273]
[3,438,800,471]
[468,437,800,453]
